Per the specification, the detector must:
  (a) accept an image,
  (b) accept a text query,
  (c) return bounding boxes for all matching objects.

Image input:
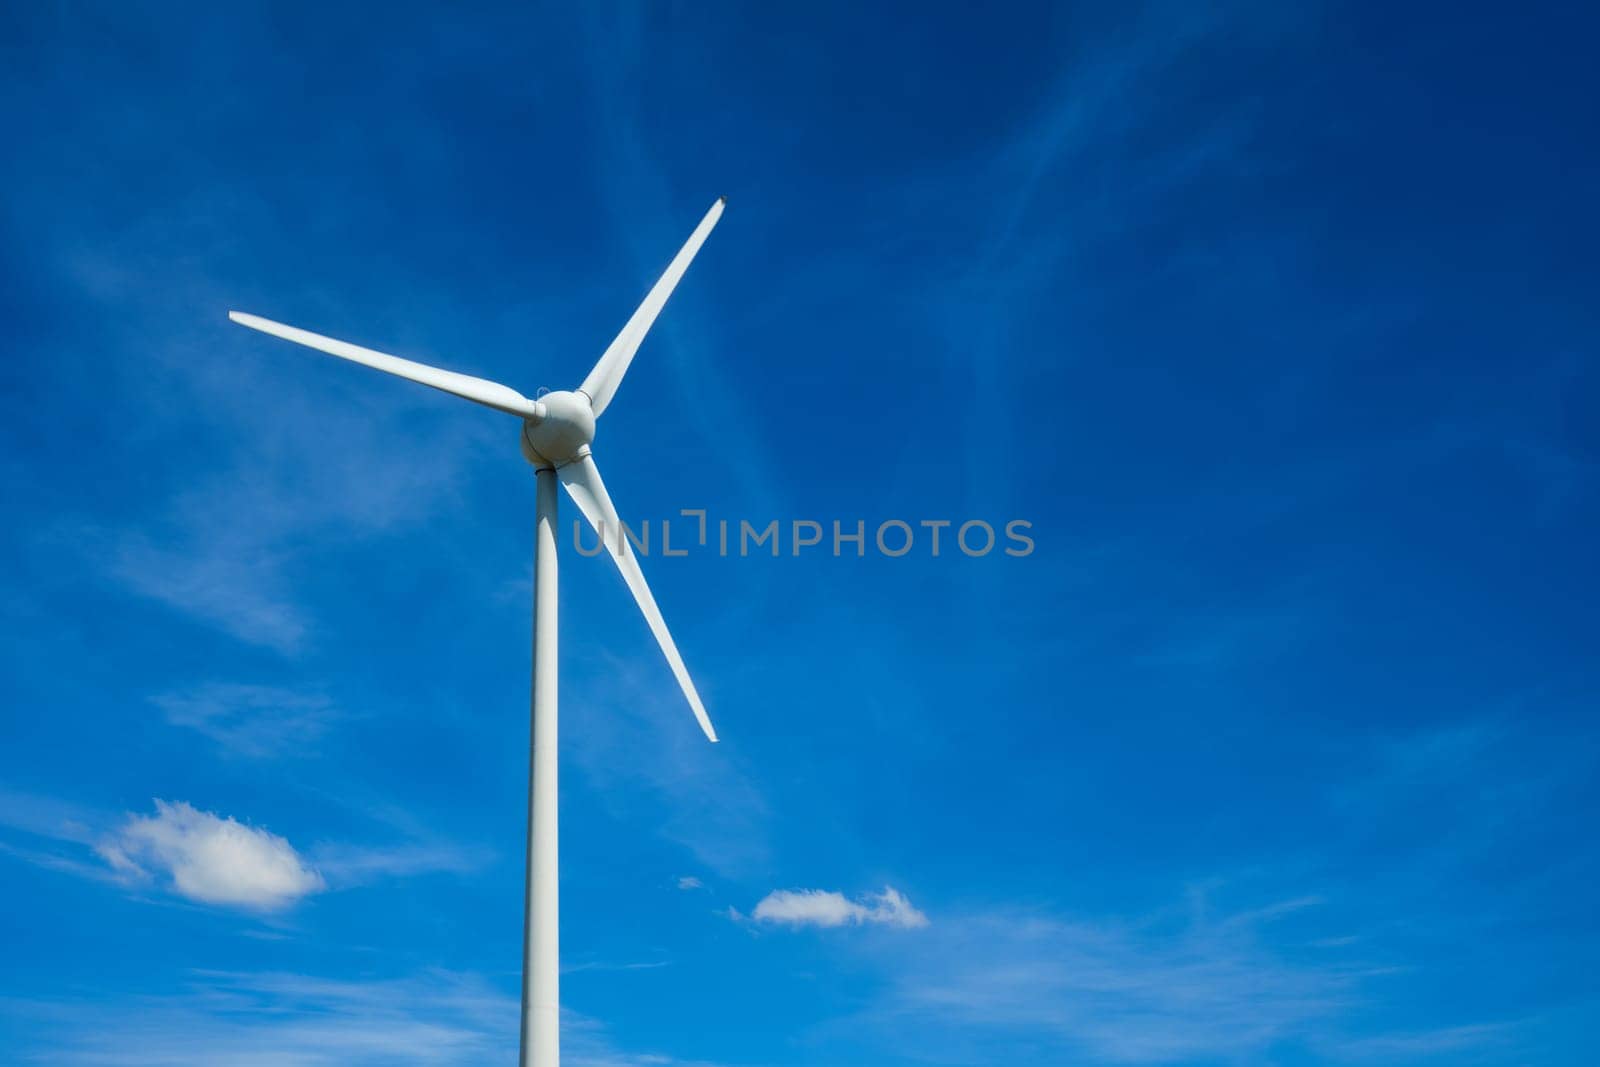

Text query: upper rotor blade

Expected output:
[558,454,719,742]
[578,198,725,418]
[229,312,544,419]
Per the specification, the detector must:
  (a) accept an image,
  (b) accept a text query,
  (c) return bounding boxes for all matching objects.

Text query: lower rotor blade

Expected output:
[558,454,719,743]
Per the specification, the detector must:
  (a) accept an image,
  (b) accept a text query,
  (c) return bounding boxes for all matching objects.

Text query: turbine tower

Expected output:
[229,198,727,1067]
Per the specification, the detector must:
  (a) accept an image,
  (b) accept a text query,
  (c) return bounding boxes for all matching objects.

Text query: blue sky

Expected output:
[2,2,1597,1064]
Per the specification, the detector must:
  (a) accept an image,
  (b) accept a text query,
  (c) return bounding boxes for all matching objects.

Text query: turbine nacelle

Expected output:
[521,389,596,469]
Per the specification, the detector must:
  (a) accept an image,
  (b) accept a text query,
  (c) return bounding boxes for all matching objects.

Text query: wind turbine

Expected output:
[229,197,727,1067]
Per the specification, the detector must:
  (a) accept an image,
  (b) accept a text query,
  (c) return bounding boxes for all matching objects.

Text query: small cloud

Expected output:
[677,875,703,890]
[98,800,323,910]
[4,788,482,907]
[747,885,929,930]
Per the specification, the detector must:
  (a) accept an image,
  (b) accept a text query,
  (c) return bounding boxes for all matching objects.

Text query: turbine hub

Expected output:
[521,389,596,468]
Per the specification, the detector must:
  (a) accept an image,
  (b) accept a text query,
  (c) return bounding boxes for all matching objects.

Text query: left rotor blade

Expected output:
[558,454,719,743]
[229,311,545,419]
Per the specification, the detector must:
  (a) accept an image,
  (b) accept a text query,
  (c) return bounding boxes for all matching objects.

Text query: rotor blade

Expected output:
[578,198,725,418]
[229,311,545,420]
[558,454,718,742]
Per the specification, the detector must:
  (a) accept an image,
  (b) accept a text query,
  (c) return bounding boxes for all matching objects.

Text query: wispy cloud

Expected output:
[152,682,338,758]
[309,840,491,886]
[1331,1021,1520,1061]
[571,5,790,534]
[0,786,101,845]
[107,529,312,654]
[856,894,1355,1064]
[12,970,508,1066]
[889,915,1337,1062]
[565,652,769,877]
[1329,714,1600,882]
[96,799,324,910]
[676,875,703,890]
[67,267,498,656]
[0,788,128,885]
[744,885,928,930]
[10,969,725,1067]
[808,876,1539,1065]
[561,959,671,976]
[98,394,484,655]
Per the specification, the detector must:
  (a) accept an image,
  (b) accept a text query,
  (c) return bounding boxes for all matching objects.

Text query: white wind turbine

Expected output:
[229,198,727,1067]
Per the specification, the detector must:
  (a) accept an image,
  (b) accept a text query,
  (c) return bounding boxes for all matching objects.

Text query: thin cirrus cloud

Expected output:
[153,682,338,758]
[8,968,712,1067]
[875,903,1344,1063]
[565,654,770,879]
[97,799,324,910]
[745,886,929,929]
[851,889,1521,1065]
[84,285,495,657]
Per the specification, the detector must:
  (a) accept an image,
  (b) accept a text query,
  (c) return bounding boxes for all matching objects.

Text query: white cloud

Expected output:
[98,800,324,910]
[749,885,928,929]
[2,787,482,905]
[676,875,702,890]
